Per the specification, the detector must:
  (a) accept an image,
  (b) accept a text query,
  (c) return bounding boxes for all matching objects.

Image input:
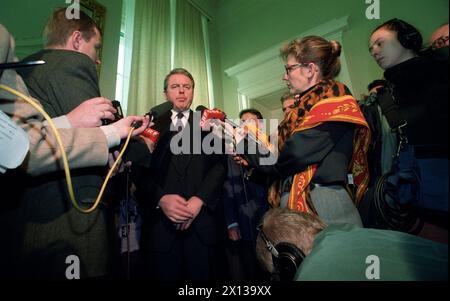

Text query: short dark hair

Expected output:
[44,7,100,47]
[239,108,263,120]
[163,68,195,92]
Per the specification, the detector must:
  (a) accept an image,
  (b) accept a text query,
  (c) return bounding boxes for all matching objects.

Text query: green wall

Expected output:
[214,0,449,118]
[1,0,448,118]
[0,0,123,100]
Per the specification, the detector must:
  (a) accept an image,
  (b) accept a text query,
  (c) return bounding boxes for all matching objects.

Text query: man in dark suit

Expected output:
[137,68,227,281]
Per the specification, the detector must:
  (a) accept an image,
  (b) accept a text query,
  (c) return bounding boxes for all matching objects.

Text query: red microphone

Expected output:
[139,101,174,144]
[197,107,226,127]
[140,127,160,144]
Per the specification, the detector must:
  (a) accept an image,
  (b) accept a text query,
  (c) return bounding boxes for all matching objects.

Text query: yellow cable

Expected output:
[0,83,134,214]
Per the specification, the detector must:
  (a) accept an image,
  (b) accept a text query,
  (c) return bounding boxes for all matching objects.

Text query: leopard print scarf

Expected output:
[269,79,353,208]
[278,79,352,151]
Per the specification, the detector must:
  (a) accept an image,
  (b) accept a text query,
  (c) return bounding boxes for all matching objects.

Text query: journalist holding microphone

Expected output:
[239,36,370,227]
[0,19,149,279]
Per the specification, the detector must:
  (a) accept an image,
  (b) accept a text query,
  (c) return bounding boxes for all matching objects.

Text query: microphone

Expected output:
[145,101,173,122]
[102,100,124,126]
[195,105,265,148]
[195,105,240,128]
[140,101,173,144]
[195,105,207,111]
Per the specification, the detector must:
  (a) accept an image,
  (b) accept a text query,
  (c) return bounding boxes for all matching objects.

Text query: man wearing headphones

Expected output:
[256,208,448,281]
[368,19,448,241]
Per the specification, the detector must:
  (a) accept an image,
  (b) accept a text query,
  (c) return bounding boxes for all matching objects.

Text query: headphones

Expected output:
[389,18,422,52]
[259,227,305,281]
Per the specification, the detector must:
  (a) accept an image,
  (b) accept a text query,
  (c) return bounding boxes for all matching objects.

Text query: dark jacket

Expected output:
[137,111,227,252]
[384,55,449,151]
[1,50,110,279]
[222,158,268,241]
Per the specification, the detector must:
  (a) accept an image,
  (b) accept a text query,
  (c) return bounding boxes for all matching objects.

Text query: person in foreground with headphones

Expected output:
[369,19,448,242]
[256,208,448,281]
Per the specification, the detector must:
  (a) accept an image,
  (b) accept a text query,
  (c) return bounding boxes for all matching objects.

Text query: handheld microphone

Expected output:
[102,100,124,125]
[145,101,173,122]
[196,105,264,147]
[195,105,240,128]
[140,127,160,143]
[140,101,173,144]
[195,105,207,111]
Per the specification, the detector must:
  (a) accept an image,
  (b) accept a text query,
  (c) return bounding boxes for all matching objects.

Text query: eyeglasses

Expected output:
[257,223,279,257]
[284,63,307,74]
[431,36,449,50]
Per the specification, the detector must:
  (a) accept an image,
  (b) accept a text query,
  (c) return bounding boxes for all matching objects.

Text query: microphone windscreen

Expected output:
[147,101,173,119]
[196,105,208,112]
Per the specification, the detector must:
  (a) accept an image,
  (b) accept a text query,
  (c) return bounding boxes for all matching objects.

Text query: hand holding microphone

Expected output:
[67,97,117,128]
[196,105,240,128]
[140,101,174,144]
[196,105,265,147]
[111,115,150,138]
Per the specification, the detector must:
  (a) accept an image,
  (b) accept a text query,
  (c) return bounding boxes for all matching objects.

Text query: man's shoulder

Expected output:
[21,49,96,82]
[24,49,94,69]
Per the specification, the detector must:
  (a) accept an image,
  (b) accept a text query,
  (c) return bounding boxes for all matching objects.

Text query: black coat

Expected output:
[137,110,227,252]
[384,55,449,149]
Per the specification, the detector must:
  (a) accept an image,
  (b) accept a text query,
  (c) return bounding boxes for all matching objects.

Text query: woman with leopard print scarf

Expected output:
[246,36,370,226]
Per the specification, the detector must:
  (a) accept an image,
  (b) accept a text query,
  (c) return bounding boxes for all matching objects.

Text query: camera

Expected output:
[102,100,124,125]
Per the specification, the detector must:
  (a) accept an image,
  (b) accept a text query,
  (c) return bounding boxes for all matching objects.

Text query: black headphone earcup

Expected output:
[273,242,305,281]
[399,31,421,50]
[395,19,422,51]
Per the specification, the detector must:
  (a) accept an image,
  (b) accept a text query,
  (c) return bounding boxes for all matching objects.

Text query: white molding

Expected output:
[170,0,176,69]
[224,16,351,109]
[238,92,249,111]
[225,16,349,77]
[187,0,212,21]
